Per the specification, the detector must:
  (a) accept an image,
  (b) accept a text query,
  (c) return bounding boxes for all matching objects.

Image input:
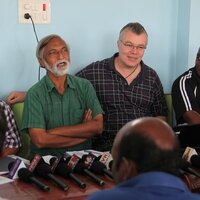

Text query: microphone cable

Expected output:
[24,13,41,81]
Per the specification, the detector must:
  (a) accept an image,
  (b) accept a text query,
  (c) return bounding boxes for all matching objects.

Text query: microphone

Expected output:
[18,168,50,192]
[82,154,113,179]
[108,160,113,169]
[182,147,198,162]
[8,159,27,179]
[80,154,105,185]
[50,157,86,189]
[66,154,105,186]
[75,162,105,186]
[34,161,69,191]
[190,155,200,168]
[98,152,113,170]
[179,159,200,178]
[90,161,113,179]
[182,147,200,168]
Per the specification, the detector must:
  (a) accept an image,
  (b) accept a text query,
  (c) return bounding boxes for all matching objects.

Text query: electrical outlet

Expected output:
[18,0,51,24]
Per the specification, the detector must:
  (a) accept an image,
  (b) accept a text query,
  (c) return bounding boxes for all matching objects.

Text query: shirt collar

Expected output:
[45,74,76,93]
[108,53,118,71]
[110,52,146,75]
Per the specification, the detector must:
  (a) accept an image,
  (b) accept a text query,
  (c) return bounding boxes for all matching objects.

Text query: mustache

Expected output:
[54,59,70,67]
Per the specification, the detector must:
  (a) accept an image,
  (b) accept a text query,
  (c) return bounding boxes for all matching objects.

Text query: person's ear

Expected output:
[119,157,137,181]
[117,40,120,49]
[39,58,45,68]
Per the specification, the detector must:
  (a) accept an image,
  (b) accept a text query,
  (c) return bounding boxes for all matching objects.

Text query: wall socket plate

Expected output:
[18,0,51,24]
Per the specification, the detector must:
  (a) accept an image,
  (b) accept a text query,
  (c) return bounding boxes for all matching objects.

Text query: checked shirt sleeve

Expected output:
[2,101,22,148]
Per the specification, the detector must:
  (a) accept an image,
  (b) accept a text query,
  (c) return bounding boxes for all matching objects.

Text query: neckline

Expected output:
[125,64,139,79]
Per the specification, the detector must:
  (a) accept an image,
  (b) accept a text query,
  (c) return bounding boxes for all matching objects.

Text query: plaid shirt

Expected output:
[76,53,168,151]
[0,100,22,149]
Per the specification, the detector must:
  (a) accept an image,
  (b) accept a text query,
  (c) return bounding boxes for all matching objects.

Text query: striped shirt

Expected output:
[172,67,200,124]
[76,53,168,151]
[0,100,22,149]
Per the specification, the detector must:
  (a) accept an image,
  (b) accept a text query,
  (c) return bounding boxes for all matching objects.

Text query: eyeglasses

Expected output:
[119,40,146,51]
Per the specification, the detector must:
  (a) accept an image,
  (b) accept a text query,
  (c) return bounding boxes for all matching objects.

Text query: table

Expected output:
[0,174,115,200]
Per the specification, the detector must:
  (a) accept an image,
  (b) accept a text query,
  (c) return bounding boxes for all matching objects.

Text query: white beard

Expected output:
[44,59,70,77]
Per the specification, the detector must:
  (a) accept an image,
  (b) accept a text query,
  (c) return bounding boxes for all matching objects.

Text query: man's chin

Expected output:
[56,70,68,77]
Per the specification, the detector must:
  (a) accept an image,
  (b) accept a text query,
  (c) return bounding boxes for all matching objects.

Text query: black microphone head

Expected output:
[97,155,101,161]
[49,156,62,163]
[90,161,106,174]
[54,162,72,177]
[35,163,52,179]
[18,168,33,182]
[49,156,68,164]
[49,157,57,165]
[191,155,200,168]
[81,153,95,169]
[109,160,113,169]
[81,154,87,161]
[179,159,191,170]
[74,162,86,174]
[81,154,95,162]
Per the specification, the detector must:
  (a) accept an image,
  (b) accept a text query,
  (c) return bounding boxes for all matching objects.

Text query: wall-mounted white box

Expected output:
[18,0,51,24]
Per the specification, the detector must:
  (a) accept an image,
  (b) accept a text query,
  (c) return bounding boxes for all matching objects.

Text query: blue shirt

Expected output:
[87,172,200,200]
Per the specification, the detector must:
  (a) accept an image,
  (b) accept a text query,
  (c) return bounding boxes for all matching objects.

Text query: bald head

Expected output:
[111,117,180,183]
[116,117,177,150]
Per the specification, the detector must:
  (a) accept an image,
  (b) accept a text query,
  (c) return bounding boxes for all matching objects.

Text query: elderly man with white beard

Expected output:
[21,34,103,158]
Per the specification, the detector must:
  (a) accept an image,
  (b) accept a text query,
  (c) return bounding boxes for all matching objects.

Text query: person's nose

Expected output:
[130,46,138,54]
[57,50,65,59]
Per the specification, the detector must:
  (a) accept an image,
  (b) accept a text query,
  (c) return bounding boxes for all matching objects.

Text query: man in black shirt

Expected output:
[172,48,200,125]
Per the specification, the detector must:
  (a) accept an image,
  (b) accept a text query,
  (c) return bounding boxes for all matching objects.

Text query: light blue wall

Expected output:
[188,0,200,68]
[175,0,190,76]
[0,0,198,99]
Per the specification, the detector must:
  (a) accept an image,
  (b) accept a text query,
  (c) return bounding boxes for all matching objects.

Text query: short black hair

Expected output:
[116,132,180,176]
[0,107,7,151]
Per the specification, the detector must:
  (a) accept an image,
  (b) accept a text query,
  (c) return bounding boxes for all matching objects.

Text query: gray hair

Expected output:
[119,22,148,40]
[36,34,70,60]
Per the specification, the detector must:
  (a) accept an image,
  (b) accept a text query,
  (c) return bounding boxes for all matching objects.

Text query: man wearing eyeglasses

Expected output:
[77,22,167,151]
[7,23,167,152]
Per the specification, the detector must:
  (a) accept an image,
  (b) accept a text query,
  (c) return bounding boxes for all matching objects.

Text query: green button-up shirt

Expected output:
[22,74,103,157]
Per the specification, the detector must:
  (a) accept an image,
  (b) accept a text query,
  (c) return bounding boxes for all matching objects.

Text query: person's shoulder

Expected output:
[86,188,120,200]
[87,57,110,67]
[142,62,158,74]
[142,62,161,81]
[27,76,46,92]
[77,56,112,75]
[25,78,47,99]
[68,74,92,86]
[172,67,194,85]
